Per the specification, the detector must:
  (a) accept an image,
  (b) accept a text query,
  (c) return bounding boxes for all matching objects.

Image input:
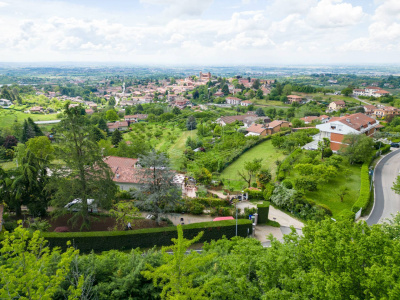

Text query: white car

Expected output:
[64,199,98,213]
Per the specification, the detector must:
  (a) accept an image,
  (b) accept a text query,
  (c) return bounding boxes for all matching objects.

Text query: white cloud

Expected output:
[307,0,365,28]
[0,1,8,8]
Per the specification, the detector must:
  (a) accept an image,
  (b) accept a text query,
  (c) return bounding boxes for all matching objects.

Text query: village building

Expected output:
[328,100,346,111]
[240,100,253,107]
[287,95,303,104]
[225,97,242,105]
[124,114,148,122]
[246,120,290,136]
[107,121,129,132]
[29,106,44,113]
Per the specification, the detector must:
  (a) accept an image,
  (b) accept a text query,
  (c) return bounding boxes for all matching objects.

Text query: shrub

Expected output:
[380,144,391,155]
[263,183,275,201]
[315,204,333,216]
[257,202,270,223]
[323,148,333,158]
[41,220,253,253]
[294,177,317,191]
[281,179,293,189]
[338,209,355,221]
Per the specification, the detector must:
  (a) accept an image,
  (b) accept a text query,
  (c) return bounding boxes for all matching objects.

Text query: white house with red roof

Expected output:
[353,87,390,97]
[226,97,242,105]
[316,113,379,151]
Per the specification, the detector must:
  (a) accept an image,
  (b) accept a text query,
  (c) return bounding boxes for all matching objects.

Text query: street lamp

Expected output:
[235,198,238,236]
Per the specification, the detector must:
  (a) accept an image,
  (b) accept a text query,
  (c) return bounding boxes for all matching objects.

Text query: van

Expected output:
[64,199,98,213]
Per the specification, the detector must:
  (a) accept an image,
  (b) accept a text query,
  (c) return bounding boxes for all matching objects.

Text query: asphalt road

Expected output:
[367,149,400,225]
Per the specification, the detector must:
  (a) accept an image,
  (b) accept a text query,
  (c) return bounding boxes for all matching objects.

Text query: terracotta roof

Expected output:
[300,116,318,122]
[219,115,248,124]
[107,121,128,129]
[332,100,345,105]
[226,97,242,101]
[364,105,376,110]
[104,156,139,183]
[267,120,289,128]
[329,113,376,131]
[287,95,302,99]
[246,124,266,134]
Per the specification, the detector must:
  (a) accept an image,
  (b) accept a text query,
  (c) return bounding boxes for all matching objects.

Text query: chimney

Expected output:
[346,118,350,123]
[116,173,120,179]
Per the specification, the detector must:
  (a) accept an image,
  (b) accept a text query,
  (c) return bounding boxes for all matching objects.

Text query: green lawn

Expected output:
[289,163,362,218]
[0,109,58,129]
[220,139,286,190]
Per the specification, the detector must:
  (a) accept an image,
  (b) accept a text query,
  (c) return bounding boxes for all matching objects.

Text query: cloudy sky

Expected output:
[0,0,399,65]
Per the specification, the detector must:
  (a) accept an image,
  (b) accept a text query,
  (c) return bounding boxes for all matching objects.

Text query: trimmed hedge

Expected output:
[244,188,263,200]
[41,220,253,253]
[257,202,270,223]
[194,197,230,207]
[380,144,391,155]
[352,158,373,213]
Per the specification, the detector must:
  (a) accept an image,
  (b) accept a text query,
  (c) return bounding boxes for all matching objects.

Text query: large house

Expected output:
[107,121,129,132]
[217,112,257,126]
[30,106,44,113]
[353,87,390,97]
[328,100,345,111]
[0,98,12,106]
[226,97,242,105]
[287,95,303,104]
[199,72,211,82]
[246,120,290,136]
[124,114,148,122]
[316,113,380,151]
[373,106,399,118]
[300,115,330,124]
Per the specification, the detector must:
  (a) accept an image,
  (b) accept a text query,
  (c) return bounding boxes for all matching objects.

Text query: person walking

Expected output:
[127,222,132,230]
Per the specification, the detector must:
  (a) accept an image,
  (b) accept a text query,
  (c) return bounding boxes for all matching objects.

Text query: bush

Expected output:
[323,148,333,158]
[294,177,317,191]
[281,179,293,189]
[257,201,270,223]
[3,221,18,232]
[41,220,253,253]
[263,183,275,201]
[315,204,332,216]
[338,209,355,221]
[380,144,391,155]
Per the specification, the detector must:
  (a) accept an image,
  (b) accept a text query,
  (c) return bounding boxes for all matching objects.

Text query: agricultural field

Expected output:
[220,139,287,191]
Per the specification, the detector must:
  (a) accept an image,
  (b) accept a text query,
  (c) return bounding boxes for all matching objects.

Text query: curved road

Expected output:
[367,149,400,225]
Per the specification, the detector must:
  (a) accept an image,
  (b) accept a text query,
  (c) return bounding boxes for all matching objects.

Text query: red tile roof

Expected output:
[104,156,139,183]
[329,113,376,131]
[246,124,266,134]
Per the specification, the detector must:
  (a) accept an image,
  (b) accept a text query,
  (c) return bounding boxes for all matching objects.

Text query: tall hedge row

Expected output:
[352,156,374,213]
[257,202,270,223]
[277,148,303,181]
[41,220,253,253]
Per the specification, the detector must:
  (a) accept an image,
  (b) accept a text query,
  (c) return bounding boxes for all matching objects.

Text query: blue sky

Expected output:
[0,0,399,65]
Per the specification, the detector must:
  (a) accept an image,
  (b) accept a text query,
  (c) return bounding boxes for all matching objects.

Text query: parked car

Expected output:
[64,199,98,213]
[390,143,400,148]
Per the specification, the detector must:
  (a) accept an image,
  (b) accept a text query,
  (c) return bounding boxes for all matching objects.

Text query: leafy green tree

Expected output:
[291,118,305,128]
[90,126,105,142]
[3,135,18,149]
[186,115,197,131]
[256,89,263,99]
[256,169,272,189]
[172,106,181,115]
[21,119,36,143]
[340,133,374,164]
[341,87,353,96]
[336,186,349,202]
[0,224,81,299]
[98,118,109,132]
[26,136,54,160]
[318,137,330,160]
[48,105,117,229]
[252,79,260,90]
[108,96,116,106]
[109,200,140,230]
[106,109,119,122]
[132,150,181,223]
[255,107,265,117]
[282,84,292,95]
[10,150,50,217]
[237,158,262,188]
[222,84,229,95]
[111,129,123,146]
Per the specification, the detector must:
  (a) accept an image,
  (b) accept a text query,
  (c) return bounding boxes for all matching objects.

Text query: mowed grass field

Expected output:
[220,139,286,190]
[168,130,197,170]
[0,109,58,128]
